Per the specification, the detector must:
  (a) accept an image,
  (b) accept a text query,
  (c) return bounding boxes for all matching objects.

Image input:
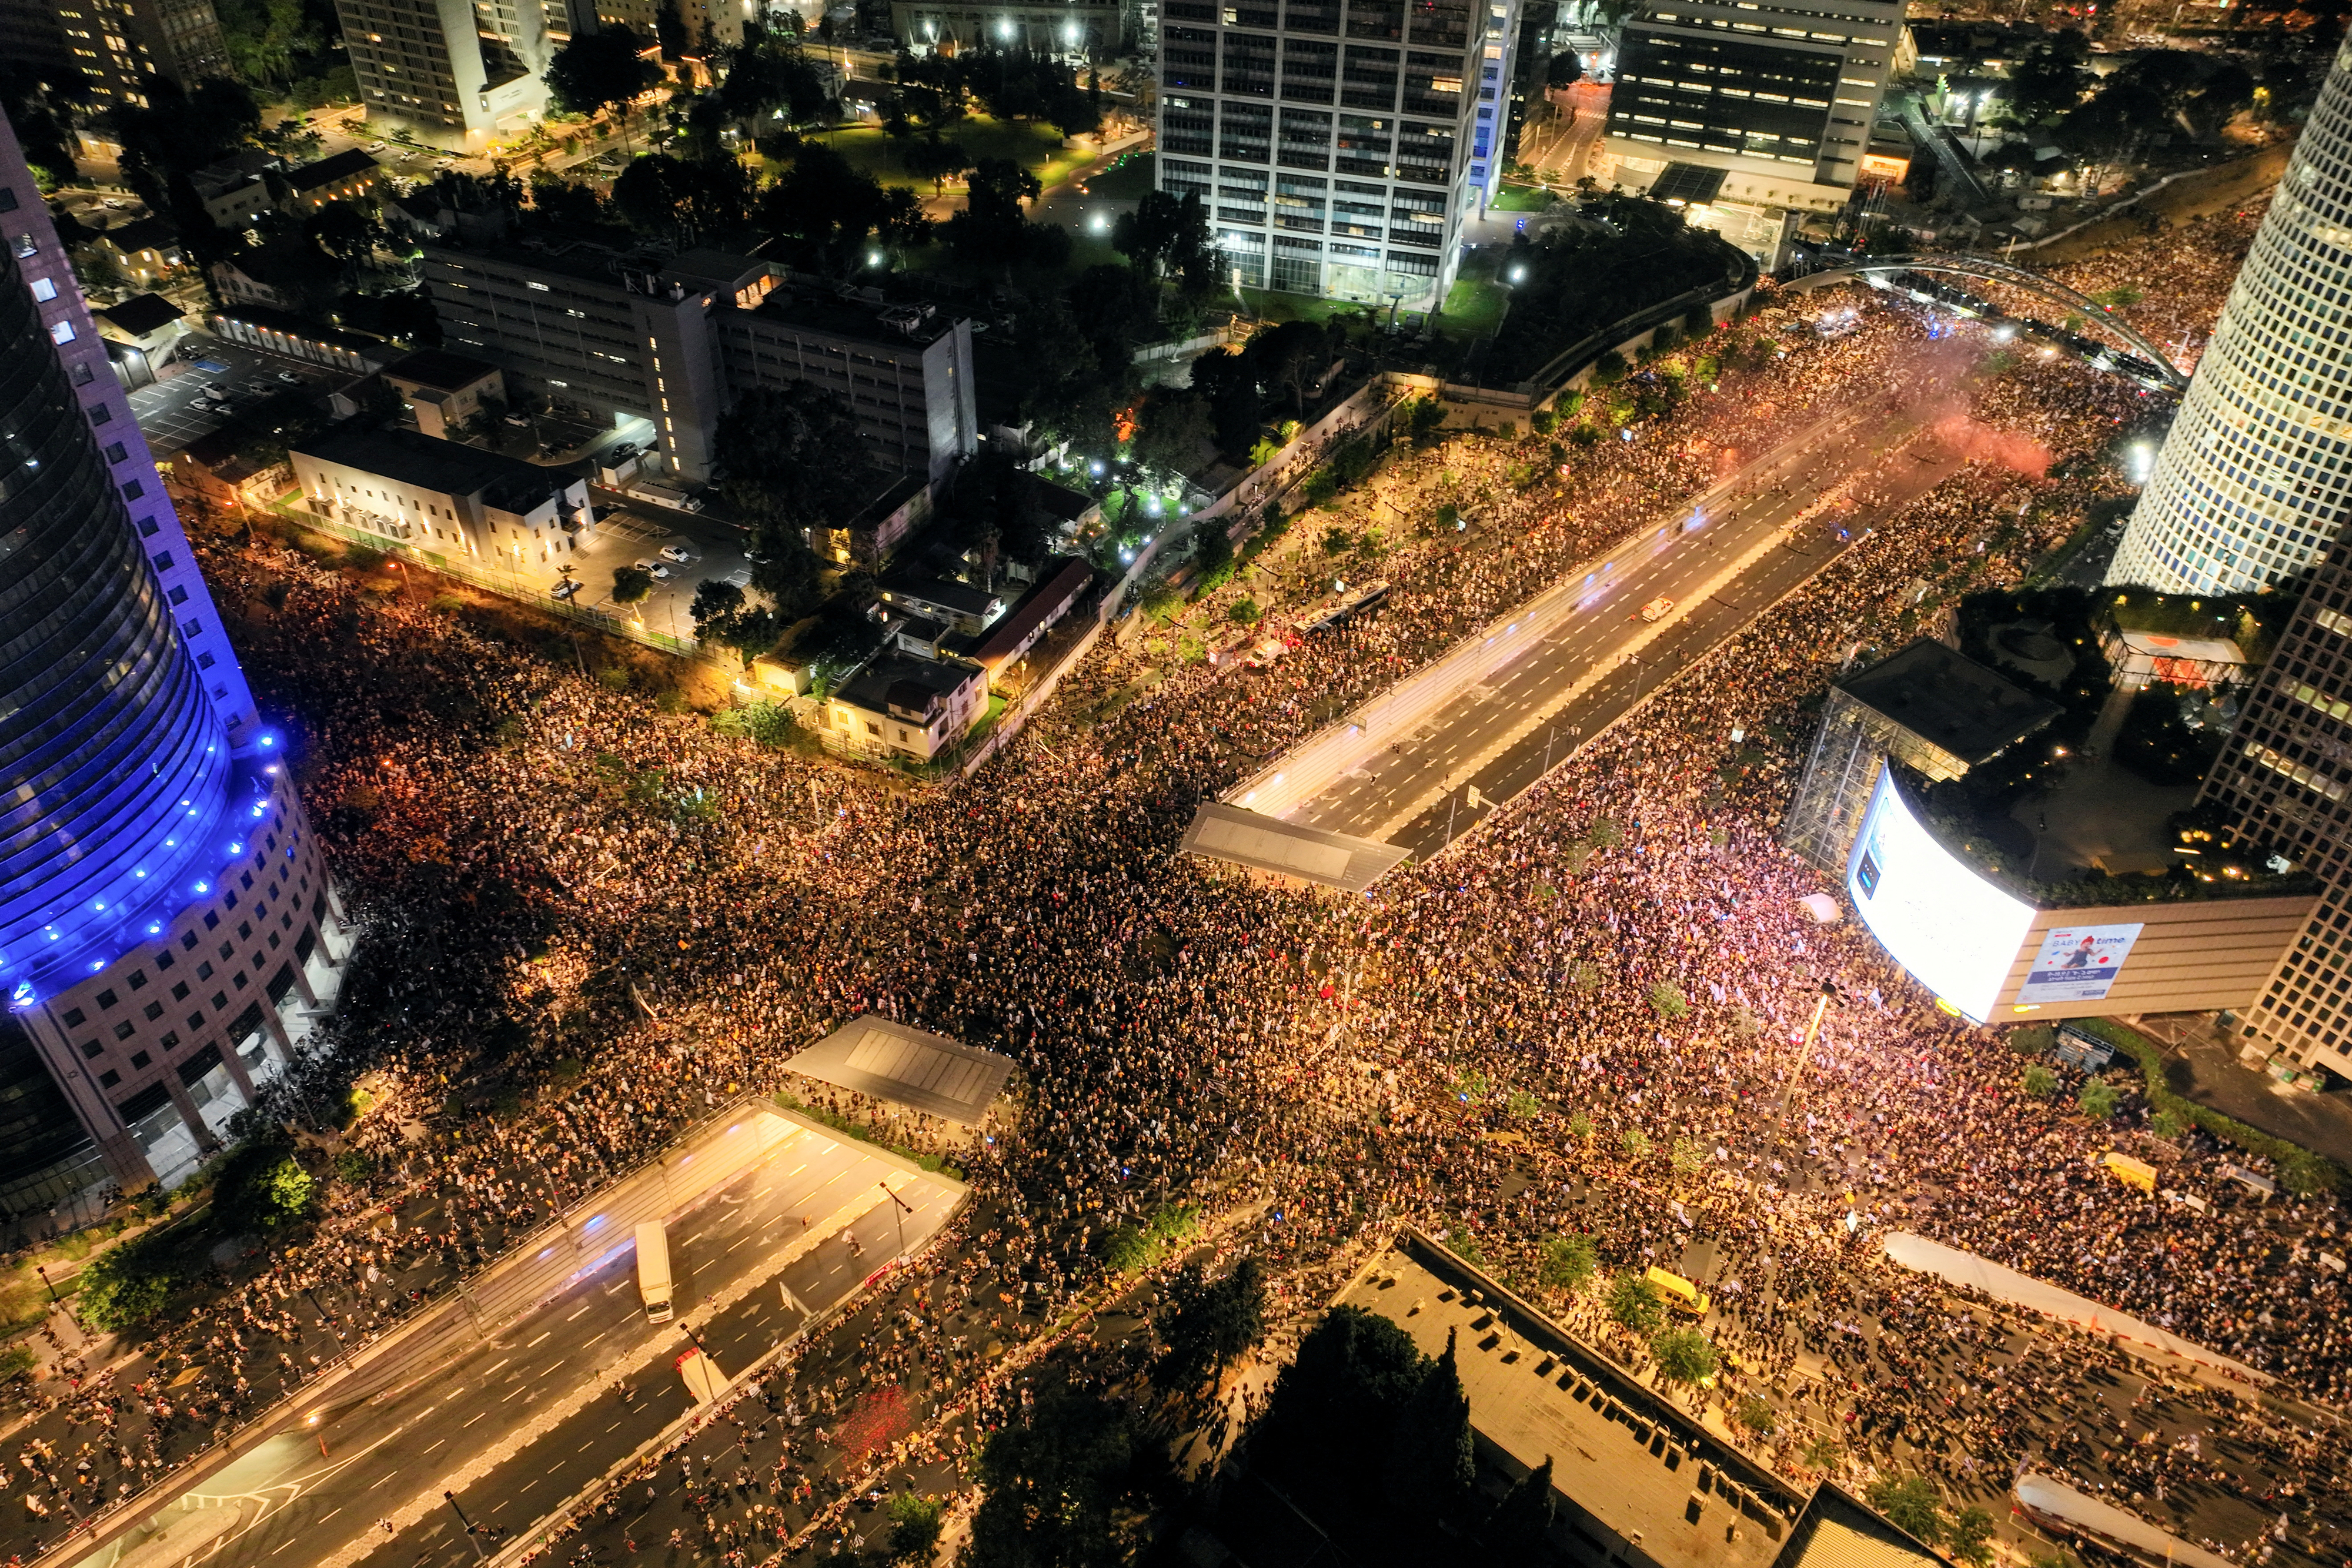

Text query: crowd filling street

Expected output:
[6,197,2351,1568]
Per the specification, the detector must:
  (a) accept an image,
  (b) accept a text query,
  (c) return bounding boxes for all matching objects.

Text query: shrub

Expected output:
[1229,599,1261,625]
[1735,1393,1776,1434]
[2010,1023,2054,1057]
[2151,1108,2189,1140]
[2076,1080,2122,1120]
[1529,409,1558,434]
[1865,1476,1946,1545]
[1649,982,1689,1021]
[1505,1090,1541,1121]
[2022,1064,2058,1098]
[1669,1136,1705,1176]
[1621,1126,1651,1159]
[79,1235,176,1332]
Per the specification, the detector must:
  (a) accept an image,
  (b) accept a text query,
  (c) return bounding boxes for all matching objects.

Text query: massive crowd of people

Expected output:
[4,198,2346,1568]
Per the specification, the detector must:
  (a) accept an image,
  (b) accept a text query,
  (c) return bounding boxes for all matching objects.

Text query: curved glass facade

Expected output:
[0,229,233,1008]
[2110,36,2352,594]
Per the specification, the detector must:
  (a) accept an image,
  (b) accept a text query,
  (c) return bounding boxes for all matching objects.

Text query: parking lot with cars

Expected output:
[128,338,348,457]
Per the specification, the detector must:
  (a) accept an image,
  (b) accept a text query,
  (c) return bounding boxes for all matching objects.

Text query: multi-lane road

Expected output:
[80,1112,961,1568]
[1252,390,1967,857]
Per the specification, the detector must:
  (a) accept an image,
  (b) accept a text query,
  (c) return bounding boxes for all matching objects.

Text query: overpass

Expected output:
[1779,253,2189,389]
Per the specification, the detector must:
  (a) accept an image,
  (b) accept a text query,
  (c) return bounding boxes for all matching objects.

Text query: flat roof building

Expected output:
[422,239,978,486]
[290,424,592,569]
[333,0,556,143]
[0,0,229,111]
[1601,0,1913,266]
[383,348,508,440]
[823,639,989,764]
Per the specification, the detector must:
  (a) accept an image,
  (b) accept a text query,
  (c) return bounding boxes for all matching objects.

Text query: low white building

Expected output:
[292,425,593,567]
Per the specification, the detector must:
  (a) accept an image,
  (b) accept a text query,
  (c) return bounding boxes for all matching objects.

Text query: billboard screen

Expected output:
[2016,923,2145,1005]
[1846,771,2035,1020]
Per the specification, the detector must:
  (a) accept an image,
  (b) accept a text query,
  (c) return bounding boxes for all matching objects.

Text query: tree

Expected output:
[1538,1232,1597,1293]
[1649,1326,1716,1386]
[1546,51,1583,88]
[213,1129,316,1233]
[546,25,662,151]
[714,383,875,618]
[1485,1457,1555,1560]
[1865,1476,1947,1546]
[904,132,973,195]
[1382,1327,1472,1521]
[1113,189,1214,290]
[1949,1505,1996,1566]
[718,38,830,126]
[613,564,655,603]
[530,172,606,225]
[1131,388,1211,478]
[1188,345,1262,453]
[2022,1064,2057,1098]
[947,157,1050,268]
[1152,1256,1268,1396]
[2077,1079,2121,1119]
[612,152,754,238]
[887,1494,944,1563]
[1249,1305,1428,1502]
[960,1383,1140,1568]
[1606,1272,1664,1334]
[2004,31,2092,124]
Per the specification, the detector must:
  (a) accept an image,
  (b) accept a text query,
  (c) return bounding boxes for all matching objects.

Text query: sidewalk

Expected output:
[2129,1012,2352,1170]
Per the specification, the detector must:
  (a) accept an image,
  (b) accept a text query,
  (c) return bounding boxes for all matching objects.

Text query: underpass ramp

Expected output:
[1180,803,1411,893]
[783,1018,1014,1126]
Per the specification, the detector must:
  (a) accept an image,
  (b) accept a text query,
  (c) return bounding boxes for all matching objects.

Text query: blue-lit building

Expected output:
[0,116,349,1206]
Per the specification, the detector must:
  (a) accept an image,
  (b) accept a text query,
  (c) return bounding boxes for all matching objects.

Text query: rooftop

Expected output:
[747,287,961,350]
[292,424,574,512]
[385,347,502,394]
[1181,803,1411,893]
[663,248,774,295]
[781,1016,1014,1124]
[835,647,978,721]
[880,575,1003,620]
[284,148,380,193]
[1838,641,2061,767]
[94,216,178,254]
[1341,1233,1804,1568]
[969,556,1096,664]
[95,292,184,336]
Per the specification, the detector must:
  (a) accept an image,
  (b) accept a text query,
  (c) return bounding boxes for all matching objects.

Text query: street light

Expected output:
[445,1491,488,1562]
[879,1181,914,1263]
[1775,980,1842,1121]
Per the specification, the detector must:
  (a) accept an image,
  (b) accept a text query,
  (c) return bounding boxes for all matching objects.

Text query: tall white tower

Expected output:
[2109,36,2352,596]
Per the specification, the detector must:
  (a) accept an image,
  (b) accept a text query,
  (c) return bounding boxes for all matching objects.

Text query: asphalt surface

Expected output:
[1279,392,1963,857]
[127,344,348,460]
[82,1128,958,1568]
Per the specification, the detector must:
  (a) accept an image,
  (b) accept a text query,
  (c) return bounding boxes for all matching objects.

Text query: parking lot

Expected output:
[128,338,350,459]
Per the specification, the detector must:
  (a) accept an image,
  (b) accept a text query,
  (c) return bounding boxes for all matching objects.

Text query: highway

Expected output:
[1271,391,1969,855]
[80,1116,960,1568]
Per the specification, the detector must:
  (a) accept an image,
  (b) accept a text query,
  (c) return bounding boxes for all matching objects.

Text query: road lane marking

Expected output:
[565,1303,592,1320]
[529,1332,553,1347]
[483,1358,511,1374]
[463,1410,487,1427]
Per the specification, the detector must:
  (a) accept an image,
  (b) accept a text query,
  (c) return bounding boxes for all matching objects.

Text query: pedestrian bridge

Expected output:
[1779,253,2189,389]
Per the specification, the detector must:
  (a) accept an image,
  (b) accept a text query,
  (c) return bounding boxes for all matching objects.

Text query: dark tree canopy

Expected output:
[1381,1327,1474,1520]
[109,76,262,183]
[610,152,754,238]
[546,25,662,121]
[713,383,877,616]
[961,1384,1144,1568]
[1151,1256,1268,1394]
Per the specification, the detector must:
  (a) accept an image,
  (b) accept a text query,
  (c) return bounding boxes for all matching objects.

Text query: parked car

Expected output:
[608,441,639,462]
[245,379,272,394]
[649,561,672,580]
[367,140,387,152]
[187,397,215,413]
[504,412,532,426]
[551,578,581,600]
[204,381,230,397]
[657,544,691,563]
[276,370,303,384]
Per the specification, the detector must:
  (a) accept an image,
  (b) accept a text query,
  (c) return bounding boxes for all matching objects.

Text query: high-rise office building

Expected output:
[1154,0,1522,307]
[334,0,560,143]
[0,0,230,109]
[2109,40,2352,596]
[2199,523,2352,1082]
[0,116,348,1199]
[1598,0,1909,266]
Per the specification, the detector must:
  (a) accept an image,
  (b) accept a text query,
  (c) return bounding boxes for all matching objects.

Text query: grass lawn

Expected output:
[1489,181,1553,212]
[804,117,1095,192]
[1083,151,1155,199]
[1233,289,1382,325]
[1438,278,1509,338]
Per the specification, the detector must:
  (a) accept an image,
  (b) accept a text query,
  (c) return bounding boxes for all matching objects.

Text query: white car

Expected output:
[657,544,691,563]
[633,557,671,580]
[550,578,581,600]
[276,370,303,384]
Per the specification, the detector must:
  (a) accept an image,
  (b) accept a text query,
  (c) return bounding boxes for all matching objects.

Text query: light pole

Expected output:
[445,1491,487,1561]
[879,1181,913,1263]
[1775,980,1842,1121]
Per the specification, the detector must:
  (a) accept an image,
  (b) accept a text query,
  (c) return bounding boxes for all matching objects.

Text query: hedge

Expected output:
[2069,1018,2347,1196]
[773,1094,964,1181]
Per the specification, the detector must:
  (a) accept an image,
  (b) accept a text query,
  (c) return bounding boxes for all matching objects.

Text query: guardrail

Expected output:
[32,1092,791,1568]
[486,1185,975,1567]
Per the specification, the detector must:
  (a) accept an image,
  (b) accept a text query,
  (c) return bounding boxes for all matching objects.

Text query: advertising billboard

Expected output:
[2015,923,2146,1005]
[1846,771,2034,1020]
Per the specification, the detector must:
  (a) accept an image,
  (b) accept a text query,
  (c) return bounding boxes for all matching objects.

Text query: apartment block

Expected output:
[1154,0,1520,306]
[333,0,554,142]
[1,0,229,109]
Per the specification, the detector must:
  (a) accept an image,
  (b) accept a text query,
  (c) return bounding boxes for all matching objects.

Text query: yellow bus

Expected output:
[1645,1266,1710,1317]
